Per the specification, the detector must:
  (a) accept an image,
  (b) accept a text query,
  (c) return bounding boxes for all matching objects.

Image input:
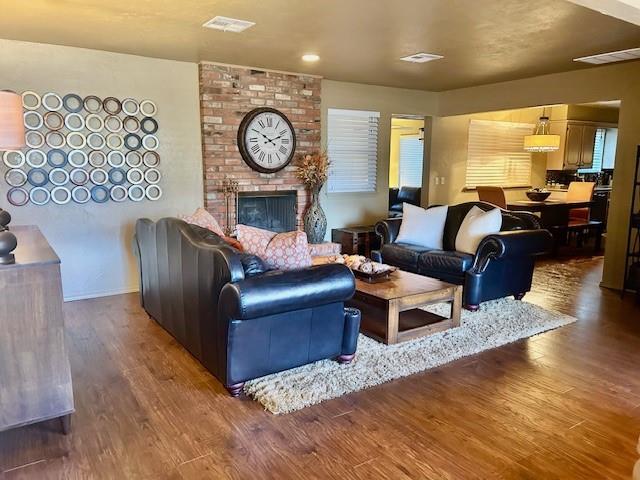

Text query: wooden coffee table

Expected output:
[348,270,462,345]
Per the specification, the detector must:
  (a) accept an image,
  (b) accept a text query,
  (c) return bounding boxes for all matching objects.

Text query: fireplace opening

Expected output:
[237,190,297,232]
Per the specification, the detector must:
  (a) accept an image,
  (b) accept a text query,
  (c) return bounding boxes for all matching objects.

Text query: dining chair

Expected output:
[477,186,507,209]
[565,181,603,251]
[567,181,596,222]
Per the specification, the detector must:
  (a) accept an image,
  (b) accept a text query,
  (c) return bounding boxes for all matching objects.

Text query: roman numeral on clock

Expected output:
[266,116,273,127]
[279,146,288,155]
[258,151,265,162]
[281,138,289,144]
[251,144,260,154]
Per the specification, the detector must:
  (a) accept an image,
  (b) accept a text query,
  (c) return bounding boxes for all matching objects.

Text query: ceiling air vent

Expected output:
[574,47,640,64]
[399,52,444,63]
[202,16,255,33]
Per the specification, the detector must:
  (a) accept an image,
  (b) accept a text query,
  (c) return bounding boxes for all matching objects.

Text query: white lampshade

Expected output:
[523,114,560,153]
[524,134,560,152]
[0,91,26,150]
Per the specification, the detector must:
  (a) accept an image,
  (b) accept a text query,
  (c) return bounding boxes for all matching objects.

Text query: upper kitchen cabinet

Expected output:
[547,120,616,171]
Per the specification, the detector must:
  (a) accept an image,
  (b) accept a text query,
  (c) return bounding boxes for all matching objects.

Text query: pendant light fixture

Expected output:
[524,107,560,152]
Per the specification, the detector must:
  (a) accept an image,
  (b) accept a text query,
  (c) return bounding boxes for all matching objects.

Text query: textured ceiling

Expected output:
[1,0,640,91]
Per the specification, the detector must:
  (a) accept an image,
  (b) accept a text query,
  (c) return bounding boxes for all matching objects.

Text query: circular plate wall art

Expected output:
[42,92,63,111]
[25,131,45,148]
[30,186,51,206]
[7,89,162,206]
[7,187,29,206]
[24,111,43,130]
[44,111,64,130]
[72,186,91,204]
[83,95,102,113]
[26,149,47,168]
[68,150,89,168]
[62,93,83,113]
[5,169,28,187]
[3,151,25,169]
[65,112,85,132]
[21,91,41,110]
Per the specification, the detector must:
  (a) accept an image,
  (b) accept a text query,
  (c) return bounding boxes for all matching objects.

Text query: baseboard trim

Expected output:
[64,287,139,302]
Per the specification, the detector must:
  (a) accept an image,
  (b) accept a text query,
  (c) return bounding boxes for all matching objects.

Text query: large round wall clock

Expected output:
[237,107,296,174]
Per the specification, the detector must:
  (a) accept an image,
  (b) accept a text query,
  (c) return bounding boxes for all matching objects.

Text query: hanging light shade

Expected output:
[523,115,560,152]
[0,90,26,150]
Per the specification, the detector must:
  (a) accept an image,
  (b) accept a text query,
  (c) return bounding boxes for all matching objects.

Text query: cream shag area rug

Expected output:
[244,298,576,414]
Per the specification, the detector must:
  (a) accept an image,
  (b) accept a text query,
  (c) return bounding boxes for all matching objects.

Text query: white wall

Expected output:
[0,39,203,300]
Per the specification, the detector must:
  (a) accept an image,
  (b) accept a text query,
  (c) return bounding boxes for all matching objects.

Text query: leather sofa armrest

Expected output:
[375,218,402,246]
[472,229,553,273]
[219,264,355,320]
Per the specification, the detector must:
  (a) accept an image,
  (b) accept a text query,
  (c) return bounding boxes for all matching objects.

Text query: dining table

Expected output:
[506,199,594,228]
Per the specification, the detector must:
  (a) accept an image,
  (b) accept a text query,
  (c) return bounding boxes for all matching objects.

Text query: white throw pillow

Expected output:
[396,203,448,249]
[455,206,503,254]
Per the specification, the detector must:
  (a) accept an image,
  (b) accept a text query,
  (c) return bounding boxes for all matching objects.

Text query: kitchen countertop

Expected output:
[546,186,612,192]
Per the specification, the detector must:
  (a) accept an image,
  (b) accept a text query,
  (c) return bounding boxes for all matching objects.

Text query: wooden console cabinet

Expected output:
[0,226,74,434]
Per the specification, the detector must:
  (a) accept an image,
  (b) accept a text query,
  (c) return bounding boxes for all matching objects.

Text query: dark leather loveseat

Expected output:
[372,202,553,310]
[134,218,361,396]
[389,187,421,217]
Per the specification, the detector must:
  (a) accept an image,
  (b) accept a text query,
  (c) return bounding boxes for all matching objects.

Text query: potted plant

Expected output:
[296,152,330,244]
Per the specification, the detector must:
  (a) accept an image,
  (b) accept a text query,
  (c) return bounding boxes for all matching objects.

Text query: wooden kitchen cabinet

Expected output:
[548,121,598,170]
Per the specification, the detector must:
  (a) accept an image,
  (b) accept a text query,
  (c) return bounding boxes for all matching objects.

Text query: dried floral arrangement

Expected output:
[295,152,330,189]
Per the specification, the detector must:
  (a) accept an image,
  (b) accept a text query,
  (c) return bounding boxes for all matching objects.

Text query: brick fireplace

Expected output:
[199,62,321,232]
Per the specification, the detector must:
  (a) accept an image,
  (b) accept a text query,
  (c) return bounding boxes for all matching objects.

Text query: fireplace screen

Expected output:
[237,191,297,232]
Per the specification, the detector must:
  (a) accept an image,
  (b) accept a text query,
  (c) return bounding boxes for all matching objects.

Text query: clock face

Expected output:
[238,108,296,173]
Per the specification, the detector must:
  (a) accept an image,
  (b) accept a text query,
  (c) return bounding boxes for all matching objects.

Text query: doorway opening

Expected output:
[388,115,426,217]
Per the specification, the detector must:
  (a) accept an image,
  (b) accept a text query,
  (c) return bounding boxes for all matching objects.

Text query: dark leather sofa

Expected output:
[372,202,553,310]
[389,186,421,217]
[134,218,361,396]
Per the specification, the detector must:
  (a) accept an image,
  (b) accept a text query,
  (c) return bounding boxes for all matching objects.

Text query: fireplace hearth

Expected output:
[237,191,297,233]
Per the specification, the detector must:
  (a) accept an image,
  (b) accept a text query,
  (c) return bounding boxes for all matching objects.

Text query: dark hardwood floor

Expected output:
[1,255,639,479]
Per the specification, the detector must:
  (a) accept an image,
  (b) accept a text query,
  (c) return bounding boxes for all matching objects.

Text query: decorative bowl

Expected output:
[526,189,551,202]
[352,267,397,283]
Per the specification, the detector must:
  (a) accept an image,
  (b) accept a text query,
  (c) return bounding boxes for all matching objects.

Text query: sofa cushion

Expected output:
[381,242,432,271]
[418,250,475,277]
[236,224,313,271]
[455,206,502,254]
[179,207,224,236]
[396,204,448,249]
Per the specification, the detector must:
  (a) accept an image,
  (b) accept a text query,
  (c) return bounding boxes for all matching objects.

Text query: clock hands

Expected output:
[251,129,277,145]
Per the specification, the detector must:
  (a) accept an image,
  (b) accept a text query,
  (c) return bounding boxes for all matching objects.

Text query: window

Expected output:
[465,119,535,189]
[327,108,379,193]
[399,136,423,188]
[578,128,606,174]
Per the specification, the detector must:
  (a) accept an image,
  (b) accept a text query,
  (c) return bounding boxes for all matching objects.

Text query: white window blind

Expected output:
[399,136,423,188]
[465,119,535,188]
[578,128,606,173]
[327,108,379,193]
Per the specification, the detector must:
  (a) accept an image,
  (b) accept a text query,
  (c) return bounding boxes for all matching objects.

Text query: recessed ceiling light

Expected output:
[400,52,443,63]
[202,16,255,33]
[574,47,640,64]
[302,54,320,62]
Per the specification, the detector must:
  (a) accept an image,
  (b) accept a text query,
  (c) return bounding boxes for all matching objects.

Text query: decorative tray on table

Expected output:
[328,254,397,283]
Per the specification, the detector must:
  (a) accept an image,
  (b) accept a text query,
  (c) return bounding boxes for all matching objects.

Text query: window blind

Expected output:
[465,119,535,189]
[399,136,423,188]
[327,108,379,193]
[578,128,606,174]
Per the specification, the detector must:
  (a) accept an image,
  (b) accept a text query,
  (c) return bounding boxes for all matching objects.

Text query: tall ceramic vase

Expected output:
[303,185,327,244]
